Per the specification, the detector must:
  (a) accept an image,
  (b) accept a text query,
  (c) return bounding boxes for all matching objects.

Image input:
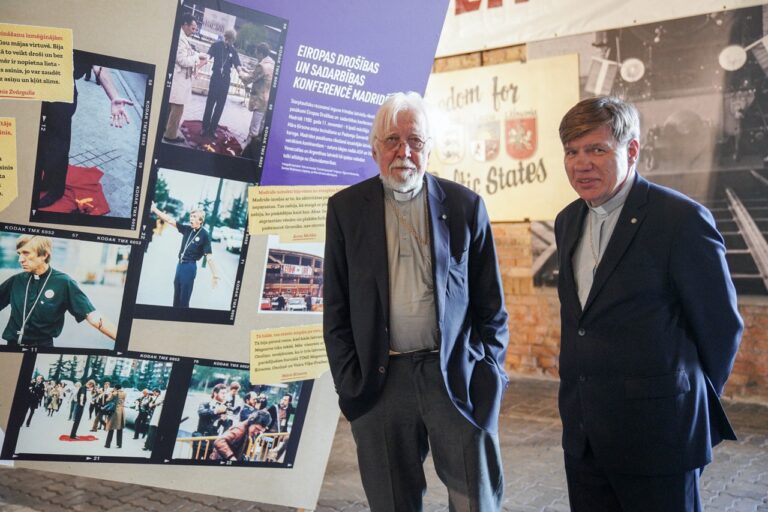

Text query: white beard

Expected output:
[380,158,425,193]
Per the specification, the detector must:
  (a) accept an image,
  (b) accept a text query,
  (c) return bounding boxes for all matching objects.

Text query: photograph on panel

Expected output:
[258,236,323,314]
[30,50,154,231]
[160,0,287,169]
[0,227,134,351]
[528,4,768,295]
[171,361,309,466]
[134,168,248,323]
[5,353,173,461]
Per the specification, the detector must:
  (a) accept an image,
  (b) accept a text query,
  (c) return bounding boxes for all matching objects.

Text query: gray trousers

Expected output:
[350,351,503,512]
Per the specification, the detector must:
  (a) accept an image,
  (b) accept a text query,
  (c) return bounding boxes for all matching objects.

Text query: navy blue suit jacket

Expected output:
[323,173,509,433]
[555,174,743,475]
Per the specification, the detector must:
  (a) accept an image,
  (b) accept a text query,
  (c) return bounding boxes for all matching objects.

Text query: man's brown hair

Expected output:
[559,96,640,146]
[16,235,52,263]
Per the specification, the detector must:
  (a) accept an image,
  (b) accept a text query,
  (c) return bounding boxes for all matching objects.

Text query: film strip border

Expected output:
[0,349,313,468]
[0,221,141,354]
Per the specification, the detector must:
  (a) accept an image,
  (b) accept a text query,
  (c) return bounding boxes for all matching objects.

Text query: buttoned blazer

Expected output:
[323,173,509,433]
[554,174,743,475]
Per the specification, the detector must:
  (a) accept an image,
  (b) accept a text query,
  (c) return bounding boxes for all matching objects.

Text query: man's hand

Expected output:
[109,98,134,128]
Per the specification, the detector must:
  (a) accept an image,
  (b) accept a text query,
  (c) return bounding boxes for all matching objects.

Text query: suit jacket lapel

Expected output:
[560,202,588,319]
[426,174,449,325]
[582,175,649,314]
[362,178,390,323]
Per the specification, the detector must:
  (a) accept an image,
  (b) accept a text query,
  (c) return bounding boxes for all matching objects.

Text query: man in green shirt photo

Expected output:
[0,235,117,348]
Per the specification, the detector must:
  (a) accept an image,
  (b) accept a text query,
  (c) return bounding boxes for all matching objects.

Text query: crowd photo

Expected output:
[172,363,303,465]
[13,353,172,459]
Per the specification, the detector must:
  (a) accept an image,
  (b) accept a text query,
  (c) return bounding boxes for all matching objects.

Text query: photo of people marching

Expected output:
[15,353,172,458]
[172,363,303,465]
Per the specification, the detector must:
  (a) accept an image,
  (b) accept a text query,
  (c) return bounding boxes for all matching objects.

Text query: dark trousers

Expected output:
[173,261,197,308]
[20,338,54,348]
[565,444,702,512]
[25,406,36,427]
[134,411,149,439]
[201,77,230,133]
[70,405,84,438]
[144,425,158,450]
[36,90,77,201]
[105,429,123,448]
[350,352,503,512]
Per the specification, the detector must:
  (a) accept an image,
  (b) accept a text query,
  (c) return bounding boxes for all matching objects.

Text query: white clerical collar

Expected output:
[382,176,425,202]
[589,170,635,216]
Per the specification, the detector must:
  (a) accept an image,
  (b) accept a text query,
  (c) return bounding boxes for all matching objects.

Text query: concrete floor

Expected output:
[1,377,766,511]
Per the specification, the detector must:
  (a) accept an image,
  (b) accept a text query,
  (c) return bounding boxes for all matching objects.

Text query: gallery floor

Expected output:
[1,377,766,511]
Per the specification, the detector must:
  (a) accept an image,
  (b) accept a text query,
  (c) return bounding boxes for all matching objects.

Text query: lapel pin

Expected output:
[630,217,637,224]
[441,214,447,220]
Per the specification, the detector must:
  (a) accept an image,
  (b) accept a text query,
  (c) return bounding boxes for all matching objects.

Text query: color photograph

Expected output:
[7,353,173,460]
[0,228,132,351]
[172,361,306,466]
[135,168,248,322]
[30,50,153,230]
[159,0,287,175]
[258,236,323,315]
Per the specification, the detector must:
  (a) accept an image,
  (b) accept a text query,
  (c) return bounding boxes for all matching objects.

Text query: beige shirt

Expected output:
[383,185,439,353]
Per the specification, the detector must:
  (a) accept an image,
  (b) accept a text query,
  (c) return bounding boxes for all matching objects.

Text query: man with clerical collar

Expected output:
[201,29,244,138]
[324,91,509,511]
[150,204,220,308]
[0,235,116,348]
[554,96,743,511]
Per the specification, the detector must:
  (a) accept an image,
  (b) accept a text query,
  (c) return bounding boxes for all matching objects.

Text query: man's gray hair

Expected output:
[559,96,640,146]
[369,91,432,147]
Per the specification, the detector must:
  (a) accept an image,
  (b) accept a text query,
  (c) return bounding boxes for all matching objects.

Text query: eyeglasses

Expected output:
[376,135,429,152]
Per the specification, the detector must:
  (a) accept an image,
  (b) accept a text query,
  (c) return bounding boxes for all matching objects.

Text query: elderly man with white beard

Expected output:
[323,92,510,511]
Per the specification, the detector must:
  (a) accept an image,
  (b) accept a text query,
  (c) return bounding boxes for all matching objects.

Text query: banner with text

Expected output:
[256,1,449,186]
[435,0,767,57]
[425,54,579,221]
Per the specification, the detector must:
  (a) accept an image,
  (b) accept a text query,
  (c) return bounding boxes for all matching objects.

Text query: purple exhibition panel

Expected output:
[230,0,450,186]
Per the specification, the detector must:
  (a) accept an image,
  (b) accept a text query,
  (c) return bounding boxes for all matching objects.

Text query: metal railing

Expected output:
[726,187,768,291]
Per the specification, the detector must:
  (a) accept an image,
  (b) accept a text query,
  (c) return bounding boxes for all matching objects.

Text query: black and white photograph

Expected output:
[30,50,154,231]
[529,4,768,295]
[171,360,310,467]
[158,0,288,181]
[0,225,138,351]
[259,236,323,314]
[1,353,173,462]
[134,168,249,324]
